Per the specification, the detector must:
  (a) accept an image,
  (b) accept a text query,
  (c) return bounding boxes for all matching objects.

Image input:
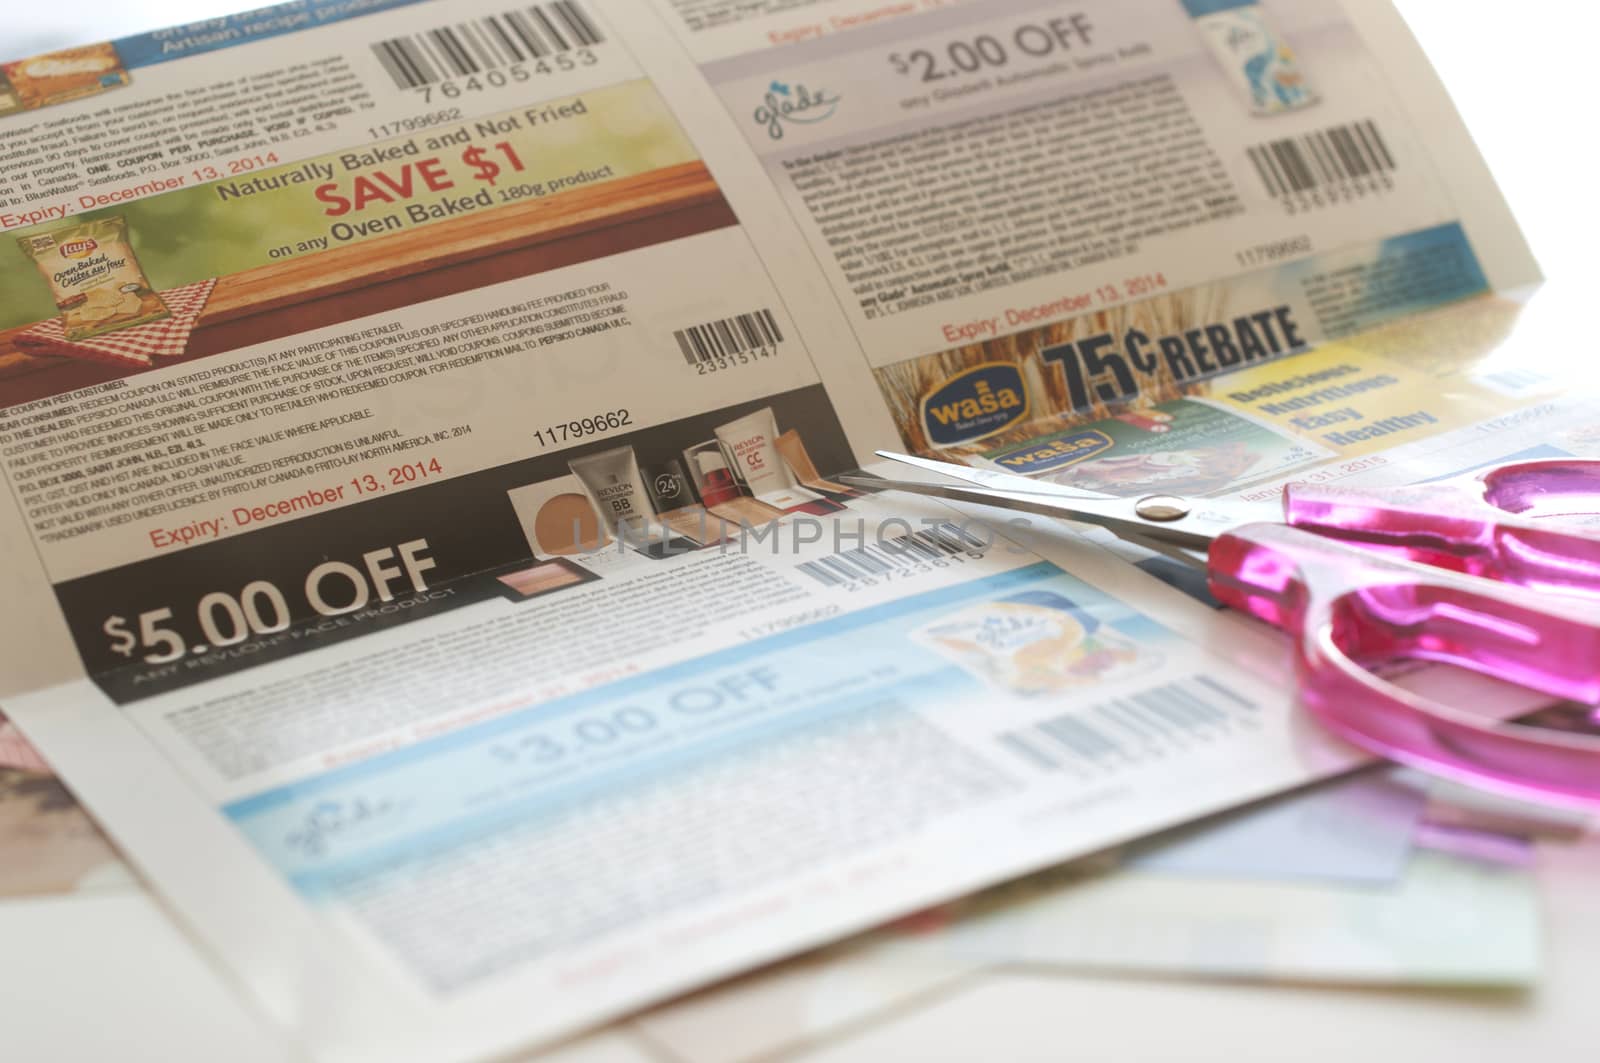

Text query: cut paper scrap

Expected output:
[15,277,217,367]
[633,791,1513,1063]
[1414,822,1535,868]
[631,936,984,1063]
[1420,773,1595,842]
[1125,769,1426,887]
[920,843,1539,988]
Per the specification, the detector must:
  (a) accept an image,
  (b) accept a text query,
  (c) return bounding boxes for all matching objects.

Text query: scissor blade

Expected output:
[838,474,1223,551]
[1115,530,1212,572]
[860,452,1278,548]
[873,450,1110,500]
[836,476,1096,519]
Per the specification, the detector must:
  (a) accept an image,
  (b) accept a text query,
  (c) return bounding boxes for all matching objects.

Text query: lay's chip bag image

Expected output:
[18,216,170,341]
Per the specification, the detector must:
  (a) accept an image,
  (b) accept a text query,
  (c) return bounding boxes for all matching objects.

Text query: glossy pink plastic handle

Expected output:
[1209,522,1600,808]
[1283,460,1600,592]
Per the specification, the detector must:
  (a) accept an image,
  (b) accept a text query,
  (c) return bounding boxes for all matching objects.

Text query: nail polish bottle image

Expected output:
[1183,0,1317,115]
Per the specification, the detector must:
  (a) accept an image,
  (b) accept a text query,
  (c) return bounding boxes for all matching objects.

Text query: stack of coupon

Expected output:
[0,2,1592,1061]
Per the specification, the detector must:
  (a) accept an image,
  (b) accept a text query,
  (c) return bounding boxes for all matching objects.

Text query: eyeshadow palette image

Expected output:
[494,559,598,602]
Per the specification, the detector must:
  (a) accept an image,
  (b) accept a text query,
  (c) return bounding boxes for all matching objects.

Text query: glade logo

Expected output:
[59,238,97,259]
[919,363,1029,448]
[1216,18,1267,52]
[993,430,1114,474]
[753,80,841,140]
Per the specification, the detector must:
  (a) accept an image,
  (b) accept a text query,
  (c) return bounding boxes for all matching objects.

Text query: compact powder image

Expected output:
[534,493,608,555]
[658,505,732,546]
[783,496,847,517]
[710,496,786,527]
[497,563,587,598]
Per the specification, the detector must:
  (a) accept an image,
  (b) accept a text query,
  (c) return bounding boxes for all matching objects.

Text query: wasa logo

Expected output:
[59,239,98,259]
[919,363,1029,448]
[992,430,1114,474]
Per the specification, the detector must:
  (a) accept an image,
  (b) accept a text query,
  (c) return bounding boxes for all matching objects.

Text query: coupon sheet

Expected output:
[0,2,1545,1060]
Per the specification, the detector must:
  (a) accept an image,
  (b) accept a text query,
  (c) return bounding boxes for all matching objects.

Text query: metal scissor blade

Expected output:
[837,476,1103,521]
[838,474,1220,552]
[873,450,1113,500]
[1116,530,1212,572]
[859,451,1279,550]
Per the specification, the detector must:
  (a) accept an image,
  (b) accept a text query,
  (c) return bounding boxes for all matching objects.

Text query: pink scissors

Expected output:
[850,452,1600,809]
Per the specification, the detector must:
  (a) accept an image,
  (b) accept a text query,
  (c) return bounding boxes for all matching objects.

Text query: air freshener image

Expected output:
[1184,0,1316,115]
[913,590,1157,697]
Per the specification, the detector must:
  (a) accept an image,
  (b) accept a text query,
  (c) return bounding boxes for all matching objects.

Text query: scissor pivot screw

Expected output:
[1135,496,1191,522]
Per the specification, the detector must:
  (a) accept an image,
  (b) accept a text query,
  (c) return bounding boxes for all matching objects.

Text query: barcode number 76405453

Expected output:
[371,1,605,102]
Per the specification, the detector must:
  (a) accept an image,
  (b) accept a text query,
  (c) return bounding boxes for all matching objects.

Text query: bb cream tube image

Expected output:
[569,446,659,539]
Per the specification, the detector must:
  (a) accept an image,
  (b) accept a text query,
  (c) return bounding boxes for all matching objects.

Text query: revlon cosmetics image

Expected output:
[643,458,730,546]
[713,408,840,515]
[569,446,694,558]
[683,441,786,527]
[507,474,612,558]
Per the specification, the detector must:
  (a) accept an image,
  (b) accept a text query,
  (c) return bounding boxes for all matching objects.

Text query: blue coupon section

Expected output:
[113,0,432,69]
[224,561,1171,895]
[1335,224,1489,335]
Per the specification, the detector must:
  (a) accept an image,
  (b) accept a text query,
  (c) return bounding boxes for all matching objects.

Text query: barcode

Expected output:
[1248,119,1395,198]
[997,676,1258,776]
[797,523,986,586]
[674,308,783,365]
[1480,367,1553,395]
[371,2,603,89]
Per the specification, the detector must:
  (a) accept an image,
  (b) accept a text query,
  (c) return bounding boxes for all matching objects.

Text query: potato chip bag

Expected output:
[18,217,170,341]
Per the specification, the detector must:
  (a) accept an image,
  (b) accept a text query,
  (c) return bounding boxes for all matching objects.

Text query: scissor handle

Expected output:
[1481,459,1600,516]
[1284,459,1600,594]
[1209,522,1600,808]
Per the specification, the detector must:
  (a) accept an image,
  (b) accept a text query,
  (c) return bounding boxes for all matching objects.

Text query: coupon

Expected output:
[0,2,1544,1061]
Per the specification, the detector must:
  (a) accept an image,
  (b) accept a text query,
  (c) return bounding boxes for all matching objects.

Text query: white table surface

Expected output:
[4,1,1598,1060]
